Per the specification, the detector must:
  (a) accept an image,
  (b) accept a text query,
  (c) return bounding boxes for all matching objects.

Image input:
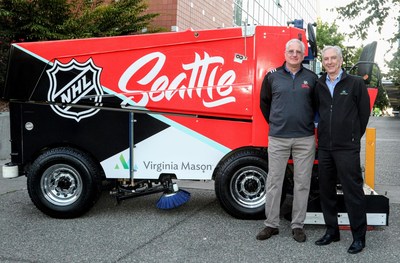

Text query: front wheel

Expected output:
[27,147,102,218]
[214,149,268,219]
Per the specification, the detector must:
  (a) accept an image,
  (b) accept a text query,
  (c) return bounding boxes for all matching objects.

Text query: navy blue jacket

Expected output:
[315,71,371,150]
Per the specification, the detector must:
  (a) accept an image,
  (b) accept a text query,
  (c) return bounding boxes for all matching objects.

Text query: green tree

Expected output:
[63,0,161,38]
[345,46,364,69]
[316,19,359,68]
[335,0,399,110]
[336,0,399,42]
[385,49,400,110]
[386,49,400,84]
[0,0,71,42]
[316,19,345,52]
[0,0,160,41]
[1,0,70,91]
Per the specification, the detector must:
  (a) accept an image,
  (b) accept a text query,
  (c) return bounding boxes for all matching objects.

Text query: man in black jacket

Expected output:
[314,45,370,254]
[257,39,317,243]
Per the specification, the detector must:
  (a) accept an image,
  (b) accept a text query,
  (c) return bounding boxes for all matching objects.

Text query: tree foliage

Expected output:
[336,0,400,42]
[0,0,160,41]
[63,0,161,38]
[386,49,400,85]
[316,19,361,68]
[385,49,400,110]
[316,19,345,51]
[0,0,71,43]
[335,0,399,111]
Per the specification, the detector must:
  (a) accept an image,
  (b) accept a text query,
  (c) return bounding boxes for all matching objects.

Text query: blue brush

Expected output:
[156,189,191,210]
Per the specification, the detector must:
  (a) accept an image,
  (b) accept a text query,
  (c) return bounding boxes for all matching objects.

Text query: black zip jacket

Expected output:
[315,71,371,150]
[260,63,317,138]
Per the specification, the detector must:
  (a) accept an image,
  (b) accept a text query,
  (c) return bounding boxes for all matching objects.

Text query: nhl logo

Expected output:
[47,58,104,122]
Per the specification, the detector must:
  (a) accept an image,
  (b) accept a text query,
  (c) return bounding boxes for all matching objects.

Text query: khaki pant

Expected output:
[264,135,315,229]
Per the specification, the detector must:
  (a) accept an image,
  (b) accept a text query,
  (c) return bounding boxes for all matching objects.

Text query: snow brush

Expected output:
[156,183,191,210]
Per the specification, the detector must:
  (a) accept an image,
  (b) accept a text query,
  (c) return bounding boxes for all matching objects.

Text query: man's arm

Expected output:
[260,73,272,123]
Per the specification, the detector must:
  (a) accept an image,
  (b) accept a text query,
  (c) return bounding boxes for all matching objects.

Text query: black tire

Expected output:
[214,148,268,220]
[27,147,102,218]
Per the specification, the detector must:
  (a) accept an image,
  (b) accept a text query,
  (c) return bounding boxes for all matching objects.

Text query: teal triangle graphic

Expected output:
[119,154,129,169]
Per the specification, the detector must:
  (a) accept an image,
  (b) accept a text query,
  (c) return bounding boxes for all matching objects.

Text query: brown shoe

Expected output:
[256,227,279,240]
[292,228,306,242]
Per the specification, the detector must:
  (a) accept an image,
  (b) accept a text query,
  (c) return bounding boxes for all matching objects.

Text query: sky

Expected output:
[317,0,399,73]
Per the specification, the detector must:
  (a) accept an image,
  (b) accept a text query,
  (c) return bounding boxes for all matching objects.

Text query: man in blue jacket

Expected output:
[314,45,370,254]
[257,39,317,242]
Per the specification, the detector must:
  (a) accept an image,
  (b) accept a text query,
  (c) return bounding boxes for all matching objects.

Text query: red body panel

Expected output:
[13,26,309,150]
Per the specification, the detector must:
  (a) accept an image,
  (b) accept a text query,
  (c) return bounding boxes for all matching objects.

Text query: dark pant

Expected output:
[318,149,367,241]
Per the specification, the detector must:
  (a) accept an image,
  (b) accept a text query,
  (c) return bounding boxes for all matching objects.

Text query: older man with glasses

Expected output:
[258,39,318,242]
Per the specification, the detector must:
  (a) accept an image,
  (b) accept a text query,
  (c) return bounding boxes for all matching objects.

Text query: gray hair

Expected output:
[321,46,343,59]
[285,39,305,53]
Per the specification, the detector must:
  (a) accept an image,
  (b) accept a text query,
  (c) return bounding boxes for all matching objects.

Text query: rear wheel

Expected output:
[27,147,102,218]
[215,149,268,219]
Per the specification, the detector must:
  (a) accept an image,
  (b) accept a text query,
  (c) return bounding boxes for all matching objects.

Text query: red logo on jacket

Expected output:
[301,80,310,89]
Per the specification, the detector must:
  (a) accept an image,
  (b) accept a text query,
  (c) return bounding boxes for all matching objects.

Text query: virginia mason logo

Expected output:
[47,58,104,122]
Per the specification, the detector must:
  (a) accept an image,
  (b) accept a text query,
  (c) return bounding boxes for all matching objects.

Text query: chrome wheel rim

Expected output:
[40,164,82,206]
[230,166,267,208]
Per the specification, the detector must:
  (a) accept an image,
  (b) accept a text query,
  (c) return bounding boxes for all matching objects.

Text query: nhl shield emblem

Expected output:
[47,58,104,122]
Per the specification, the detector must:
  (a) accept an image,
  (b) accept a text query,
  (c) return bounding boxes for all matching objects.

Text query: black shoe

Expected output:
[256,227,279,240]
[347,240,365,254]
[315,233,340,246]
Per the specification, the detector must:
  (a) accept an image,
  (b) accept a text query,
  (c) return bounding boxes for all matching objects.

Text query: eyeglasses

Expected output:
[286,50,303,56]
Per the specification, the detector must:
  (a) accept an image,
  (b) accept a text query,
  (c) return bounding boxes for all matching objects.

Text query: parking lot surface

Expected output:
[0,116,399,262]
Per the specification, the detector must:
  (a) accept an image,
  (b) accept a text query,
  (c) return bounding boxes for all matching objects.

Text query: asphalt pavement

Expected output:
[0,116,399,263]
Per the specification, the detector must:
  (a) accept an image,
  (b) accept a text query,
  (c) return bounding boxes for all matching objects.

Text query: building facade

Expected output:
[146,0,233,31]
[146,0,318,31]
